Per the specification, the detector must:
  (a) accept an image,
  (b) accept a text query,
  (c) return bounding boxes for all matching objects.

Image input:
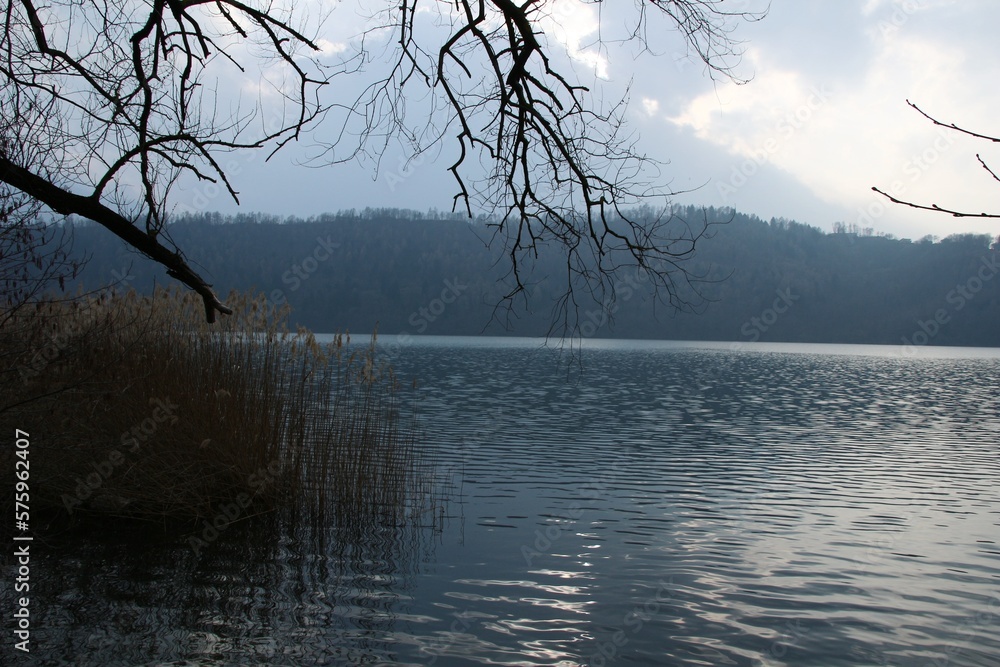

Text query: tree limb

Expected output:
[0,156,232,321]
[872,186,1000,220]
[906,99,1000,144]
[875,100,1000,221]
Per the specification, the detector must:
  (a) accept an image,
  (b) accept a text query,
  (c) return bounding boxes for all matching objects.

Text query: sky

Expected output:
[177,0,1000,242]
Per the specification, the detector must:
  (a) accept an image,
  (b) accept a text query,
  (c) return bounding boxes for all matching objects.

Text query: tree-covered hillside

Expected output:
[63,207,1000,347]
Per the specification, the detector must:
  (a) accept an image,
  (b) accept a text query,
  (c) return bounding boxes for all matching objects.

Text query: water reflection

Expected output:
[9,426,444,667]
[382,339,1000,667]
[6,338,1000,666]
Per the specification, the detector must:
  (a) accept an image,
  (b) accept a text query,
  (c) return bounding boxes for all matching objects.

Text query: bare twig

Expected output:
[1,0,329,320]
[874,101,1000,221]
[872,186,1000,220]
[322,0,762,335]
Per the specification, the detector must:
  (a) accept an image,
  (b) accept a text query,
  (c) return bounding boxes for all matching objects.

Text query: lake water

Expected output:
[9,337,1000,666]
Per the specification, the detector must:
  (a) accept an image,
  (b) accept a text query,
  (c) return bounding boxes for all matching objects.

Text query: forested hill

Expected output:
[64,207,1000,347]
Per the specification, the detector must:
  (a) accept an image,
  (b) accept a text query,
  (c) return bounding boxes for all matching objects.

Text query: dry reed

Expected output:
[0,287,433,532]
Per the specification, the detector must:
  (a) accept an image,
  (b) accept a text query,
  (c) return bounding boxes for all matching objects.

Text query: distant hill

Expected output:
[61,207,1000,347]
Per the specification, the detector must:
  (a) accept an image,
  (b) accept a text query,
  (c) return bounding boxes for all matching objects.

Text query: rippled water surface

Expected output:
[11,338,1000,666]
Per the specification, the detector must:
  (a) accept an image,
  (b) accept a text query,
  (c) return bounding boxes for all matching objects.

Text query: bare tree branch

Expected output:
[905,99,1000,144]
[872,185,1000,220]
[875,100,1000,221]
[0,155,232,320]
[976,153,1000,185]
[1,0,329,320]
[320,0,765,335]
[2,0,765,326]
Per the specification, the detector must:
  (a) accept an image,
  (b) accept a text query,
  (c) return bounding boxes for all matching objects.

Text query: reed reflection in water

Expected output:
[19,469,444,666]
[5,337,1000,667]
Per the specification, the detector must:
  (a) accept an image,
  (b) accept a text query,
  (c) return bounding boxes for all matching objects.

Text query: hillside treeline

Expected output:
[62,207,1000,347]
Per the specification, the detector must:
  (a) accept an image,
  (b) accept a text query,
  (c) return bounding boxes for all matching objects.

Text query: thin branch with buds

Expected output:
[874,100,1000,221]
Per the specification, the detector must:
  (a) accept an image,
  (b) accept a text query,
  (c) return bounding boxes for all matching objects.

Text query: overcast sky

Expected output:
[180,0,1000,241]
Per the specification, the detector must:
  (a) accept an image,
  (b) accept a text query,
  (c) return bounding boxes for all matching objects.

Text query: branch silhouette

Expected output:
[2,0,765,326]
[874,100,1000,221]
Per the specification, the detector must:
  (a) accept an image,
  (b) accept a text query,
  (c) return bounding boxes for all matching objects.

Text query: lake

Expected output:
[9,337,1000,666]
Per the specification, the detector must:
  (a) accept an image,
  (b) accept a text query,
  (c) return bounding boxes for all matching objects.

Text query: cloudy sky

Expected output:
[186,0,1000,241]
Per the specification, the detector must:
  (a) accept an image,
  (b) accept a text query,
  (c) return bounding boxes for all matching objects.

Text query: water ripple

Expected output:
[11,339,1000,666]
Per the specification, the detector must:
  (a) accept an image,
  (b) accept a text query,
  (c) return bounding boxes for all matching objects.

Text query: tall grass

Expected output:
[1,288,435,531]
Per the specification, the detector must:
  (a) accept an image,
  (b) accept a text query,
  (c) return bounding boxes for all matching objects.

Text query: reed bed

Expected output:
[1,288,434,532]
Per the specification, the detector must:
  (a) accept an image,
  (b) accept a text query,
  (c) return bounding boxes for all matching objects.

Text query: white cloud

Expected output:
[665,22,1000,236]
[538,0,609,79]
[316,39,348,57]
[860,0,885,16]
[175,0,1000,238]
